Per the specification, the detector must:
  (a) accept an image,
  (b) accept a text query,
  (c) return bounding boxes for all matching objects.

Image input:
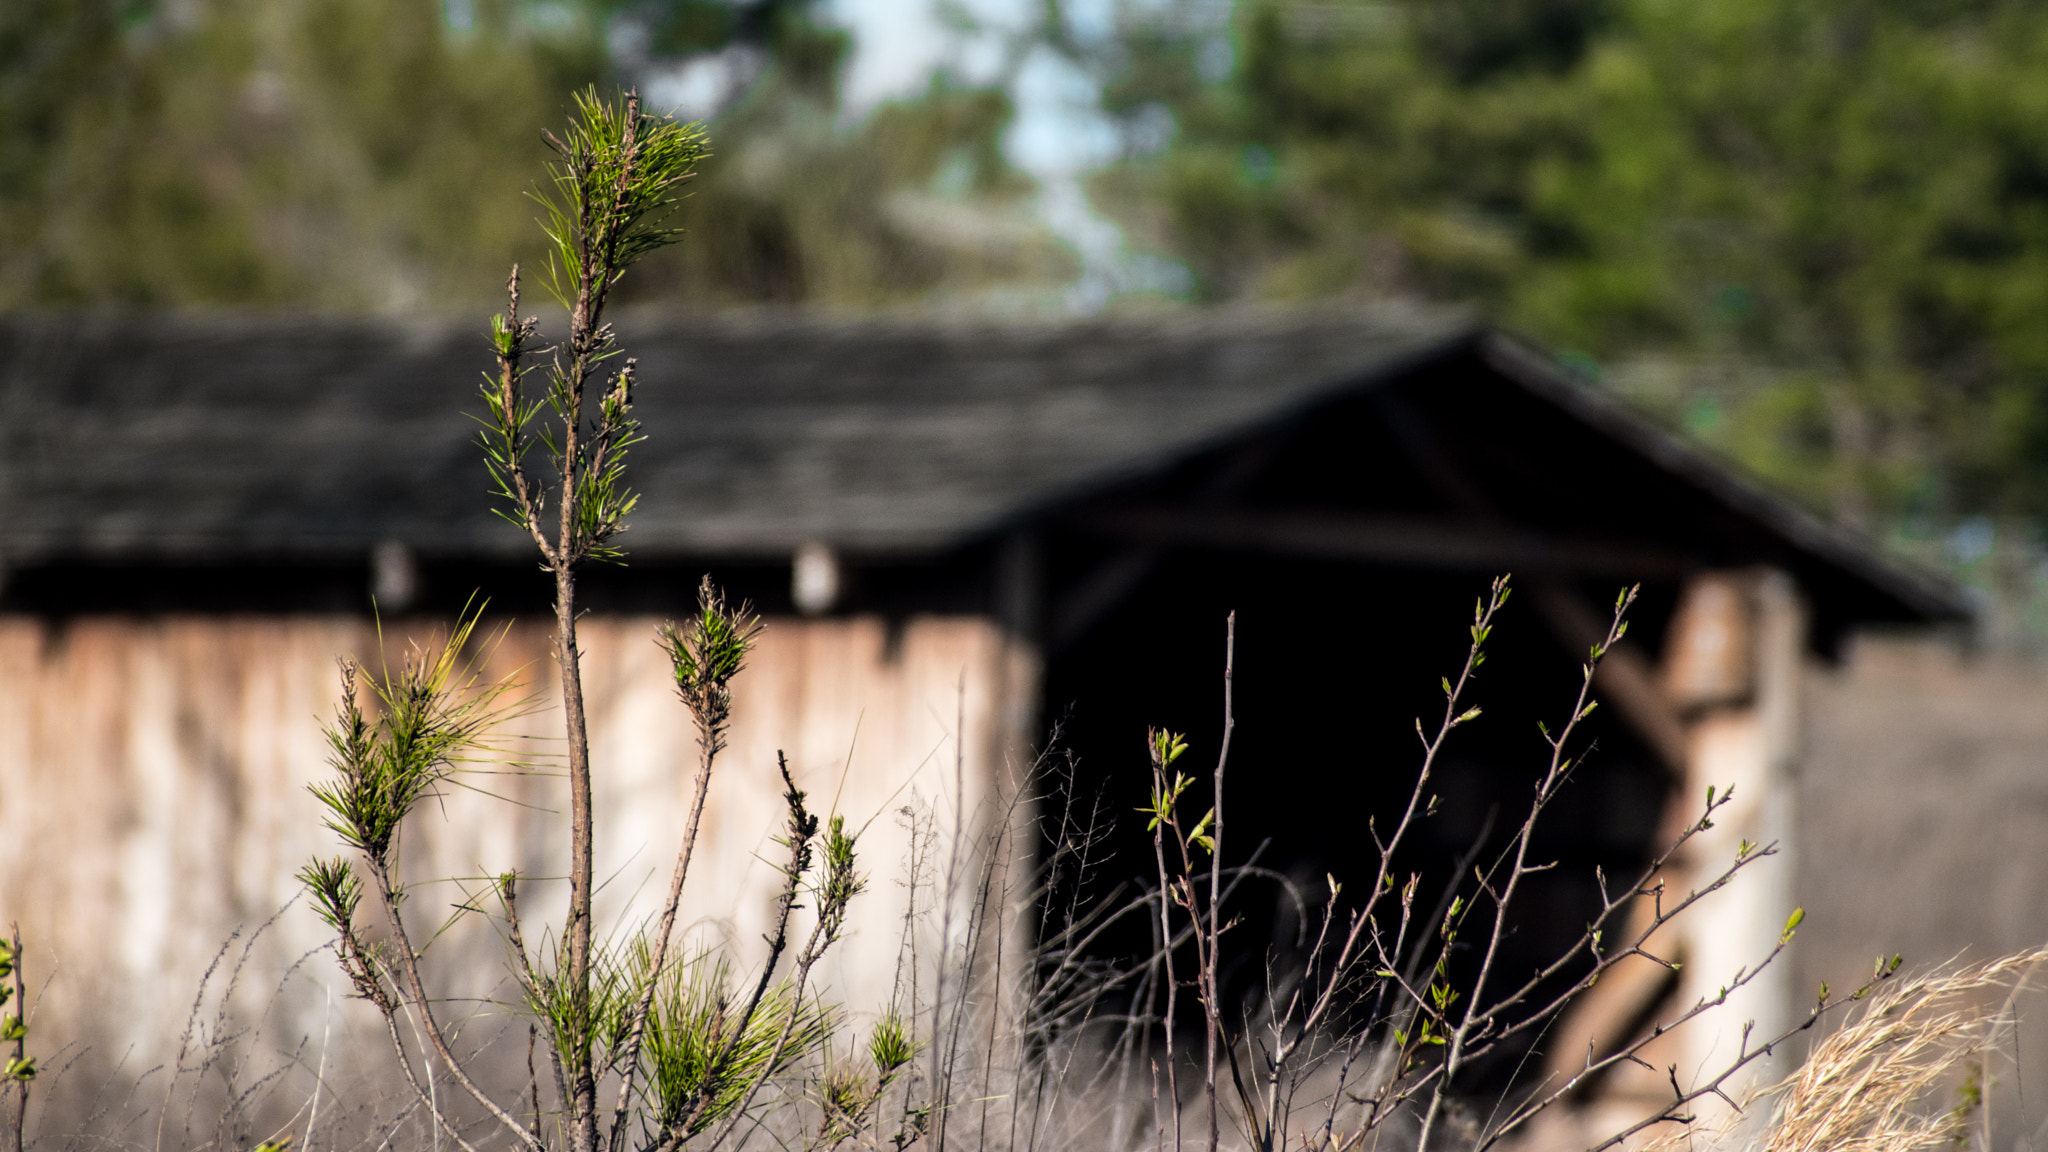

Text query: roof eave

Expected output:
[1476,330,1971,624]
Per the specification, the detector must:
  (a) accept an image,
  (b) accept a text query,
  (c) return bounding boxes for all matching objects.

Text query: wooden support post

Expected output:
[1670,569,1803,1140]
[1534,569,1805,1149]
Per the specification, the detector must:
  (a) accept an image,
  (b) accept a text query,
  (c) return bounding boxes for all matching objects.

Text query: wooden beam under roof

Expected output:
[1070,507,1693,579]
[1065,504,1696,771]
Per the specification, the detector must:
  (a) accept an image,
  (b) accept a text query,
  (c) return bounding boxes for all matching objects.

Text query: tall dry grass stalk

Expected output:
[1638,947,2048,1152]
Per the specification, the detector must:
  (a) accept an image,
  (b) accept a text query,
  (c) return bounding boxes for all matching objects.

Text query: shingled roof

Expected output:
[0,304,1455,563]
[0,306,1964,627]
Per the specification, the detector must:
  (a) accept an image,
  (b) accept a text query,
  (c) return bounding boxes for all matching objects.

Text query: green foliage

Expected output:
[640,959,833,1137]
[296,856,392,1007]
[299,612,520,1023]
[305,609,514,868]
[296,856,362,934]
[816,1065,875,1146]
[653,576,763,794]
[1095,0,2048,524]
[813,815,865,946]
[478,91,707,573]
[867,1011,918,1075]
[814,1014,917,1149]
[633,76,1076,306]
[0,0,1069,310]
[659,578,763,722]
[0,0,607,308]
[1140,727,1214,855]
[525,935,640,1080]
[0,933,30,1085]
[532,86,710,307]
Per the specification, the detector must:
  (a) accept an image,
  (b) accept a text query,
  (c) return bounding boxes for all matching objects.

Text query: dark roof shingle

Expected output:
[0,305,1457,562]
[0,306,1966,628]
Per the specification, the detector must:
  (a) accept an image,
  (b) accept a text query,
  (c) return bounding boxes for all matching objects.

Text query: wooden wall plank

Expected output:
[0,612,1034,1085]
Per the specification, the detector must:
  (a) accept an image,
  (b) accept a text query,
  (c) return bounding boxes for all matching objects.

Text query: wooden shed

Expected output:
[0,307,1965,1131]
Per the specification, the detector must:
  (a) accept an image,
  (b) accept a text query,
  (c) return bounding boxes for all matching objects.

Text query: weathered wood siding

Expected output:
[1795,634,2048,1143]
[0,612,1036,1076]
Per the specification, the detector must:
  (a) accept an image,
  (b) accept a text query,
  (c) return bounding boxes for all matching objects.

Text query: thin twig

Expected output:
[366,858,542,1150]
[1203,613,1236,1152]
[1416,586,1634,1152]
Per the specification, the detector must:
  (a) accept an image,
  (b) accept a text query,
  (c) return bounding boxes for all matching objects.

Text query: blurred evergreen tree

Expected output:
[625,2,1074,305]
[0,0,608,308]
[0,0,1070,310]
[1093,0,2048,528]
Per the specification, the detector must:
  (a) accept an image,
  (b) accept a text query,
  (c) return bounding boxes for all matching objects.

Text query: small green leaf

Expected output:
[1781,906,1804,943]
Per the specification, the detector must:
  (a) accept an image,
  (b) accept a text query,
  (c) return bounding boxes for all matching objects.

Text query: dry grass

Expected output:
[1639,947,2048,1152]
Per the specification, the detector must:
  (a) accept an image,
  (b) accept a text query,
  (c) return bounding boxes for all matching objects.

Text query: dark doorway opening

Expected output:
[1036,546,1676,1096]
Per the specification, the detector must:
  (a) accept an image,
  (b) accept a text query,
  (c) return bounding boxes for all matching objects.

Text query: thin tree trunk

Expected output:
[557,560,599,1152]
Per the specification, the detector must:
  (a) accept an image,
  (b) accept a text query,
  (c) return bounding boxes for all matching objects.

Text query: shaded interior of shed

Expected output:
[1037,552,1676,1091]
[1018,350,1706,1091]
